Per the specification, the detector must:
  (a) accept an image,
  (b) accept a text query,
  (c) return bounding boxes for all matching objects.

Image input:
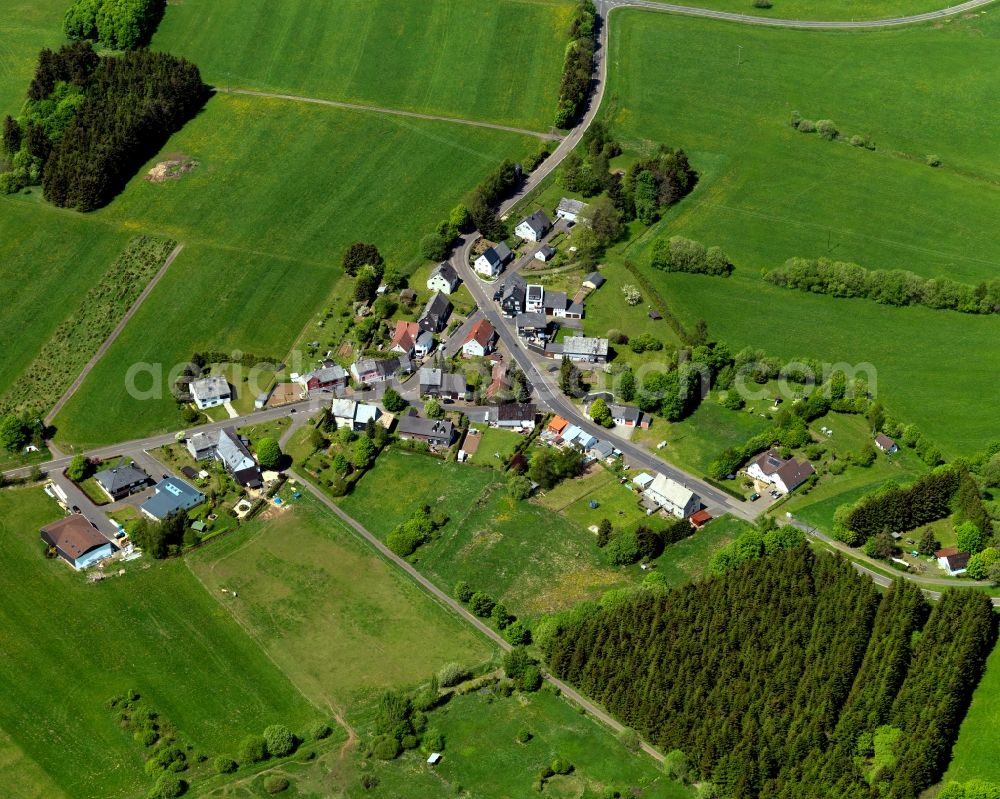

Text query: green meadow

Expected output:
[187,495,494,716]
[50,95,538,447]
[638,0,990,21]
[0,488,318,799]
[151,0,573,131]
[602,10,1000,455]
[945,642,1000,785]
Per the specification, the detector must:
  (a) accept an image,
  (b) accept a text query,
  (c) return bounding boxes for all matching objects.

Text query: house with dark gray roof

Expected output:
[499,275,526,317]
[93,462,150,501]
[583,271,606,290]
[556,197,588,222]
[397,415,456,447]
[515,210,552,242]
[215,427,263,488]
[427,262,461,294]
[190,375,231,410]
[140,477,206,521]
[418,292,453,333]
[418,368,466,399]
[516,312,550,341]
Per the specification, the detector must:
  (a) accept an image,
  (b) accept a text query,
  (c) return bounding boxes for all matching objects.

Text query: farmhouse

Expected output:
[583,271,606,290]
[547,415,569,437]
[543,290,567,316]
[535,245,556,263]
[299,364,348,393]
[516,312,550,341]
[643,474,699,519]
[40,516,113,570]
[515,210,552,242]
[93,462,149,501]
[875,433,899,454]
[190,375,231,409]
[499,275,526,317]
[556,197,587,223]
[525,284,545,313]
[140,477,206,521]
[390,320,434,359]
[418,368,467,399]
[936,547,970,576]
[397,415,456,447]
[427,262,460,294]
[462,319,497,357]
[560,336,609,364]
[589,439,615,461]
[746,448,815,494]
[418,292,453,334]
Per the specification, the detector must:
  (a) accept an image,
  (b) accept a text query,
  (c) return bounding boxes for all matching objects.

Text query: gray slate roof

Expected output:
[518,210,552,238]
[94,463,149,494]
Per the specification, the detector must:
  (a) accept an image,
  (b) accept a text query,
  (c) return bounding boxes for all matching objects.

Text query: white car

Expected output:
[656,441,667,450]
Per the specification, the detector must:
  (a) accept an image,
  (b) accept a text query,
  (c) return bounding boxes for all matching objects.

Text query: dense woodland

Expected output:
[63,0,165,50]
[545,547,996,799]
[1,43,206,209]
[555,0,597,127]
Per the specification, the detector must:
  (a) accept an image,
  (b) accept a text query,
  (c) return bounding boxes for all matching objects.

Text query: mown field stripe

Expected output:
[213,87,563,141]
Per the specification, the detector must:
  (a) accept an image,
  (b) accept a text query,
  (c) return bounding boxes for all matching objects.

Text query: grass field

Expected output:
[187,496,493,716]
[466,426,525,468]
[944,642,1000,784]
[151,0,573,131]
[604,10,1000,455]
[0,487,318,799]
[639,0,991,20]
[48,94,538,447]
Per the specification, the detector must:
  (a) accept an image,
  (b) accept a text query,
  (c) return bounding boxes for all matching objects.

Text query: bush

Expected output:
[453,580,474,602]
[148,775,186,799]
[437,662,468,687]
[606,531,641,566]
[134,727,159,747]
[238,734,267,764]
[263,724,296,758]
[213,756,237,774]
[256,437,282,470]
[520,665,543,692]
[551,758,574,775]
[504,620,532,646]
[752,0,773,7]
[797,118,816,133]
[360,773,380,790]
[307,721,332,741]
[372,735,401,760]
[927,154,941,167]
[663,749,692,783]
[517,728,533,743]
[815,119,838,140]
[263,775,290,794]
[423,728,445,751]
[468,592,495,617]
[619,727,641,752]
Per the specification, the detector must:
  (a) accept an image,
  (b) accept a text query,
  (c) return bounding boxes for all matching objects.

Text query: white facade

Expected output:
[643,474,699,519]
[190,375,231,409]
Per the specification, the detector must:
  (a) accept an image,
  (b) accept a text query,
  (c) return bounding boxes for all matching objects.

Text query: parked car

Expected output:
[750,493,760,502]
[71,505,81,514]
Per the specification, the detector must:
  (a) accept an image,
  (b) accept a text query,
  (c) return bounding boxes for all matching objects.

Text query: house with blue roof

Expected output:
[140,477,206,521]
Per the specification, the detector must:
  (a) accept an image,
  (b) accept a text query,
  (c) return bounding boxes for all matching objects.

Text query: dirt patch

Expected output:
[146,155,199,183]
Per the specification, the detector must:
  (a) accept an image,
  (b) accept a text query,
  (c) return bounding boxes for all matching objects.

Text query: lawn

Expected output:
[0,487,319,799]
[466,425,525,469]
[50,94,539,448]
[637,0,983,20]
[352,689,693,799]
[653,515,750,588]
[186,495,493,717]
[151,0,573,131]
[603,10,1000,455]
[944,642,1000,786]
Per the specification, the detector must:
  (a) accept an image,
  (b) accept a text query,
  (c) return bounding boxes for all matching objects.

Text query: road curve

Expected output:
[610,0,996,28]
[213,87,563,141]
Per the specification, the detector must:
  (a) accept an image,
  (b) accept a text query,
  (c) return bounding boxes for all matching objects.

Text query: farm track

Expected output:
[212,87,564,141]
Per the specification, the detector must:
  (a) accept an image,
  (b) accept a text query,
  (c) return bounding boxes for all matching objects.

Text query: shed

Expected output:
[427,753,442,766]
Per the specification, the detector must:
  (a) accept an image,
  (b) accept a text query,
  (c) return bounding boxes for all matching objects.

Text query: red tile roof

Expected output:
[464,318,496,349]
[390,320,420,352]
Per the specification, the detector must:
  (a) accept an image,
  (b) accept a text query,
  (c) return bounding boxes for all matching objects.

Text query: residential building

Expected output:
[351,356,412,384]
[427,262,460,294]
[564,301,583,320]
[632,473,654,491]
[331,398,384,432]
[543,290,567,317]
[561,336,609,363]
[474,246,504,277]
[215,427,264,488]
[608,403,645,428]
[397,415,456,447]
[486,361,511,399]
[515,312,549,340]
[418,368,466,399]
[40,516,113,570]
[462,319,497,358]
[418,292,453,334]
[525,284,544,313]
[535,245,556,263]
[589,439,615,461]
[746,448,815,494]
[547,416,569,436]
[499,275,526,317]
[140,477,206,521]
[492,403,537,430]
[515,210,552,242]
[644,474,700,519]
[187,432,216,461]
[390,320,421,358]
[93,463,149,502]
[936,547,970,576]
[583,271,606,290]
[556,197,587,223]
[355,402,382,429]
[875,433,899,453]
[190,375,231,409]
[300,364,348,393]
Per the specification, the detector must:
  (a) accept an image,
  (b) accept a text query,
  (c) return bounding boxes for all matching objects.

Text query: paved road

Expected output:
[213,87,562,141]
[440,309,483,359]
[293,468,666,763]
[45,243,186,429]
[609,0,995,28]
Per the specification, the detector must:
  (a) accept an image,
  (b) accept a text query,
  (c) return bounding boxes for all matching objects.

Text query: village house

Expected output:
[189,375,231,410]
[559,336,609,364]
[397,415,456,447]
[462,319,497,358]
[556,197,587,223]
[351,355,413,384]
[491,403,537,430]
[588,439,615,461]
[187,428,263,488]
[515,312,550,341]
[474,243,512,277]
[875,433,899,454]
[609,403,647,428]
[643,473,700,519]
[746,448,815,494]
[140,477,206,521]
[93,462,150,502]
[390,320,434,359]
[418,368,467,400]
[298,364,348,393]
[936,547,970,576]
[40,515,114,570]
[486,361,511,399]
[331,398,382,431]
[515,210,552,242]
[499,275,526,317]
[560,424,597,452]
[418,292,453,334]
[525,284,545,313]
[632,472,654,492]
[426,262,461,295]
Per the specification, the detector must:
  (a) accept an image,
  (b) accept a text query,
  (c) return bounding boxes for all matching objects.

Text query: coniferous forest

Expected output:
[544,547,996,799]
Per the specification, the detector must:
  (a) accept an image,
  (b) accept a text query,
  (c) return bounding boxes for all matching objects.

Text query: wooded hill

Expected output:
[544,547,996,799]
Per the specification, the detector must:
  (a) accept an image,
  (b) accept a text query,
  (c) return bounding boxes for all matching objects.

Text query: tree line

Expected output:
[2,43,207,210]
[543,545,997,799]
[554,0,597,128]
[651,236,734,277]
[64,0,165,50]
[764,256,1000,315]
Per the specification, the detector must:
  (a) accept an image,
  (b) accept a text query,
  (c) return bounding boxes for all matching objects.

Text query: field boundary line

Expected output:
[44,242,185,427]
[213,87,563,141]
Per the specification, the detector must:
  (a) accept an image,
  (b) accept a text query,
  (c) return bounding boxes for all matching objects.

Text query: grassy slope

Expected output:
[51,95,537,447]
[945,642,1000,784]
[150,0,572,131]
[186,496,494,716]
[605,11,1000,455]
[0,488,317,799]
[639,0,995,20]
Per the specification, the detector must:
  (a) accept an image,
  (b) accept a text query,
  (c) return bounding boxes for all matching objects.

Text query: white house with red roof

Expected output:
[462,319,497,358]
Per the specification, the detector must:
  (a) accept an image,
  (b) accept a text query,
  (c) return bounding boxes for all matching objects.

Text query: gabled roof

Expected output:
[478,247,502,268]
[190,375,229,401]
[776,458,815,490]
[544,290,567,310]
[584,271,606,288]
[590,440,614,458]
[495,403,536,422]
[875,433,897,450]
[608,403,642,423]
[557,197,587,216]
[419,367,442,387]
[518,210,552,237]
[40,516,109,560]
[752,448,786,476]
[646,474,695,509]
[187,431,215,453]
[391,320,421,352]
[216,428,257,475]
[331,398,357,419]
[516,312,548,329]
[566,301,584,317]
[308,364,347,384]
[94,463,148,493]
[429,262,459,286]
[548,415,568,434]
[397,415,455,440]
[355,403,381,424]
[464,319,496,349]
[494,242,513,262]
[936,548,970,571]
[537,245,556,259]
[420,292,452,324]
